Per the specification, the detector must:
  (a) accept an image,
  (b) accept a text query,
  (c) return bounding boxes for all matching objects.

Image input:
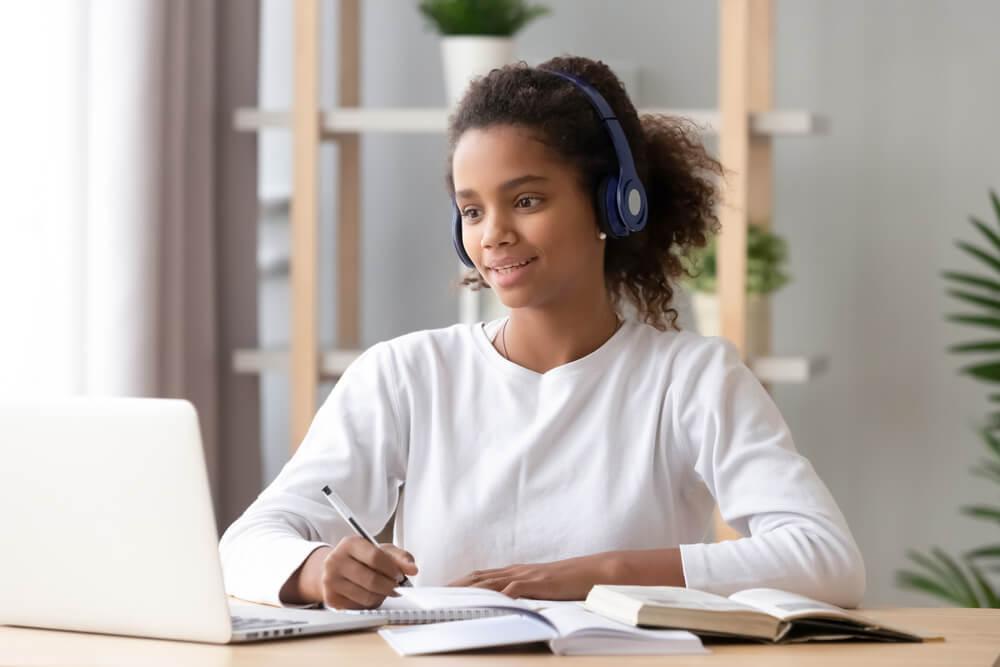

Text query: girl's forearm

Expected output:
[606,547,687,587]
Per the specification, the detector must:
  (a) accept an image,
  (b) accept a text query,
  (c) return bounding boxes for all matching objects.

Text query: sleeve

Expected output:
[672,336,867,608]
[218,342,408,607]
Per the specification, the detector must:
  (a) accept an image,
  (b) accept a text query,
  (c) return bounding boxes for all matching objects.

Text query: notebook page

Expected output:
[395,586,533,611]
[378,614,556,656]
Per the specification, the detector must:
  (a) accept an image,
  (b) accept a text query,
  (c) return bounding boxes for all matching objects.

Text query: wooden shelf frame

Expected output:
[269,0,824,492]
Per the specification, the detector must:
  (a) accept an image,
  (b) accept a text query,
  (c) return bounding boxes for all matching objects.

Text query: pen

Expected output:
[321,485,412,587]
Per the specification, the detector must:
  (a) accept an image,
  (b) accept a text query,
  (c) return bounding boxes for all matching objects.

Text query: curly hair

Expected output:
[446,55,722,331]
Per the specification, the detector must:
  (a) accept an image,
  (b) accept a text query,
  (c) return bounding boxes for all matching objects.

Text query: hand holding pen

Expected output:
[315,485,417,609]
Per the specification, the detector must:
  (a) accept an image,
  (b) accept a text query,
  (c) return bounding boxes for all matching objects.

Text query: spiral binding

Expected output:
[354,607,512,625]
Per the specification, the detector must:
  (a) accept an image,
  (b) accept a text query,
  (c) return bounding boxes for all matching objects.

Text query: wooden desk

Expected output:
[2,608,998,666]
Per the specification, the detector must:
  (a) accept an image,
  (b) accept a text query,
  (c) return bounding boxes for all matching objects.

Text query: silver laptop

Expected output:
[0,397,382,643]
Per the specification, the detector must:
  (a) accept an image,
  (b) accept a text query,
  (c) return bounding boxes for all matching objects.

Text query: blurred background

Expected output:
[2,0,999,608]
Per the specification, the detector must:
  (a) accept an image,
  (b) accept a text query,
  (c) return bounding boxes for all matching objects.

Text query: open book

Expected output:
[374,587,707,656]
[584,586,941,643]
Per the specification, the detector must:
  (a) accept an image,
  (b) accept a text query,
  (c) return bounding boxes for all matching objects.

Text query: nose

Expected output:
[480,209,516,250]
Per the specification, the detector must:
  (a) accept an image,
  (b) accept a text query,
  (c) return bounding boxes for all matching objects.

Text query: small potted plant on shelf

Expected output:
[418,0,550,106]
[681,224,790,359]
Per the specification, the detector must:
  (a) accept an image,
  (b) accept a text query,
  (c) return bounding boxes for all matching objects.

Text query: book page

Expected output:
[728,589,863,622]
[599,585,760,613]
[542,604,702,640]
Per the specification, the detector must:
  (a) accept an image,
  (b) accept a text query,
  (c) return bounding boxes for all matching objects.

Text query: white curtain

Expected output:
[0,1,261,527]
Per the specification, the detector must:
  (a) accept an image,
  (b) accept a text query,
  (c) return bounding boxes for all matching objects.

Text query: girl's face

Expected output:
[452,124,606,311]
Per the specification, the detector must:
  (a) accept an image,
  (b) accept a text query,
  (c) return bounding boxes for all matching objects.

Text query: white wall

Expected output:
[256,0,1000,606]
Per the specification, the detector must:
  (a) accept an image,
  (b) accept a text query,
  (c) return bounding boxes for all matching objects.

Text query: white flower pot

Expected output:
[691,292,770,360]
[441,36,514,107]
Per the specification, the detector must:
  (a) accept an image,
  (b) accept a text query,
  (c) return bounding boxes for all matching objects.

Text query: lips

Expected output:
[488,256,537,272]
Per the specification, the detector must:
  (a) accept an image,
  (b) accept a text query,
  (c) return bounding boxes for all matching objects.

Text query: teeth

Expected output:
[494,258,534,271]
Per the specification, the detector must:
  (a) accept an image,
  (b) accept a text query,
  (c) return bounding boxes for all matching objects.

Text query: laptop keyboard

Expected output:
[231,615,309,630]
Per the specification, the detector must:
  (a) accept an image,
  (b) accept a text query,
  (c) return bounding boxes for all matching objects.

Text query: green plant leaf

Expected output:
[418,0,550,36]
[966,561,1000,608]
[948,289,1000,312]
[942,271,1000,293]
[980,428,1000,458]
[931,548,981,606]
[970,216,1000,257]
[896,570,970,606]
[947,314,1000,330]
[956,240,1000,274]
[949,341,1000,353]
[958,361,1000,382]
[906,550,960,598]
[990,189,1000,227]
[971,460,1000,484]
[960,505,1000,524]
[966,544,1000,560]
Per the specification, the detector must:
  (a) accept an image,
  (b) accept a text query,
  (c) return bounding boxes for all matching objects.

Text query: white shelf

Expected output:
[234,108,828,137]
[234,347,828,384]
[750,355,829,384]
[233,348,362,379]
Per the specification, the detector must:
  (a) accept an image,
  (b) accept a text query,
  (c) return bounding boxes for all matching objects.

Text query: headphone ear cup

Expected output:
[598,176,628,239]
[451,202,475,268]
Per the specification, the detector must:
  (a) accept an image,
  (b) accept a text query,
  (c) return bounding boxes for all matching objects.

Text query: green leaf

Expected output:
[956,240,1000,274]
[942,271,1000,293]
[966,561,1000,608]
[970,216,1000,256]
[949,340,1000,353]
[418,0,550,36]
[931,548,981,606]
[965,545,1000,560]
[896,570,969,606]
[960,505,1000,524]
[948,289,1000,312]
[906,549,957,592]
[971,461,1000,484]
[981,428,1000,458]
[947,314,1000,330]
[990,189,1000,227]
[959,361,1000,382]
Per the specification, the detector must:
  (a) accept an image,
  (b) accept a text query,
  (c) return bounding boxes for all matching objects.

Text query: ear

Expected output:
[451,201,475,268]
[595,177,617,238]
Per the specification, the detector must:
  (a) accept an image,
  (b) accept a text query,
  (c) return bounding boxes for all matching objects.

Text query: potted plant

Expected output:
[681,224,790,359]
[896,190,1000,607]
[418,0,550,106]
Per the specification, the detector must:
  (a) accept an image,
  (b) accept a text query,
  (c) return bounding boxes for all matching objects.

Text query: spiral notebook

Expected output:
[326,587,531,625]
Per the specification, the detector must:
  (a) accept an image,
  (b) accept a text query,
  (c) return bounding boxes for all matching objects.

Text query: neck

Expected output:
[500,295,621,374]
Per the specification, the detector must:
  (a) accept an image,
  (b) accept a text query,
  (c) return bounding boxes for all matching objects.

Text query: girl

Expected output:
[219,56,865,611]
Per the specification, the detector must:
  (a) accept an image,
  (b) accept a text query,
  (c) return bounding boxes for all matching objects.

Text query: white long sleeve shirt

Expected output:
[219,318,866,608]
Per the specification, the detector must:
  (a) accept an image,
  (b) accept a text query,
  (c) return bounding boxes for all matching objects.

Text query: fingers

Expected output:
[449,566,519,588]
[325,574,387,609]
[346,538,410,582]
[380,544,419,576]
[338,556,400,598]
[323,537,419,609]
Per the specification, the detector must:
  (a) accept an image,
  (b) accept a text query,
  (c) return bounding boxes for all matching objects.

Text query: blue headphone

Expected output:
[451,69,649,269]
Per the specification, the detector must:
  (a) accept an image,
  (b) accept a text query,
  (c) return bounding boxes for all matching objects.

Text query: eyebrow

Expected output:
[455,174,549,199]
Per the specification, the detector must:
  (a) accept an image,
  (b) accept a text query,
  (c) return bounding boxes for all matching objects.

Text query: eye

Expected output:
[461,207,482,223]
[515,196,542,209]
